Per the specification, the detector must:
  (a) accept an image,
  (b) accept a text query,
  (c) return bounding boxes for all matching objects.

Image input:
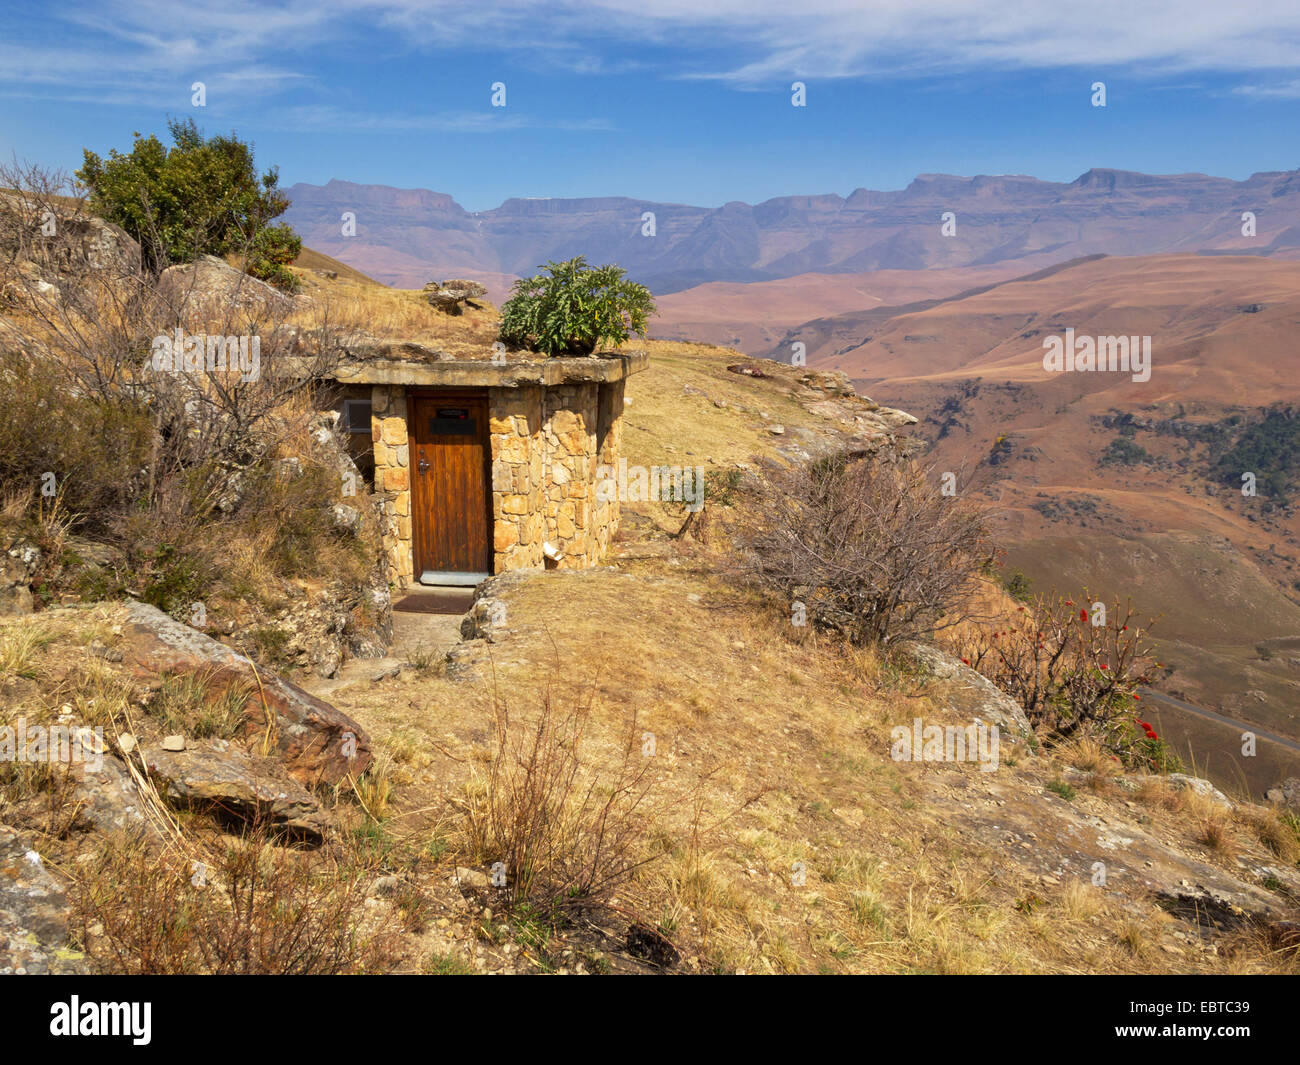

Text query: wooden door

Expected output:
[409,394,491,580]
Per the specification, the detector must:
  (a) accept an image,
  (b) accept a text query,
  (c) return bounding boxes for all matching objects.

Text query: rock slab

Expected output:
[121,601,373,784]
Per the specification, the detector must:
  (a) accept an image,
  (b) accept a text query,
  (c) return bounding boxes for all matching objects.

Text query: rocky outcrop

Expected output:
[929,764,1300,938]
[898,641,1034,737]
[143,739,329,839]
[1168,773,1233,809]
[205,412,392,676]
[0,192,141,281]
[243,572,392,679]
[423,278,487,314]
[120,601,373,783]
[158,254,293,315]
[0,826,86,974]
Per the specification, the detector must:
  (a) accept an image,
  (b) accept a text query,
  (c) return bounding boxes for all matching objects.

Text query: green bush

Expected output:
[1002,568,1032,602]
[1212,406,1298,501]
[499,256,655,357]
[247,222,302,293]
[77,118,298,285]
[1099,437,1153,467]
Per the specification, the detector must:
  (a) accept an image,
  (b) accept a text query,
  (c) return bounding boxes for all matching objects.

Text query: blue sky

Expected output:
[2,1,1299,211]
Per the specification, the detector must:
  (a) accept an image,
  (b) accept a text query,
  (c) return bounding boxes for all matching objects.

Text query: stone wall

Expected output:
[488,381,623,572]
[370,385,413,584]
[489,385,546,573]
[369,377,628,586]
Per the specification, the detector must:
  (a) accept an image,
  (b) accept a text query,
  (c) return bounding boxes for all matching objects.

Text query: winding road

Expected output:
[1138,687,1300,756]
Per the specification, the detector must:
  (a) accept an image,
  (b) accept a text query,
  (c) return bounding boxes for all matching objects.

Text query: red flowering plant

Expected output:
[958,590,1172,765]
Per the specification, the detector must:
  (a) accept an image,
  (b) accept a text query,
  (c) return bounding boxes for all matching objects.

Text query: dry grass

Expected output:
[1197,812,1240,860]
[305,549,1300,975]
[288,273,502,356]
[458,683,661,912]
[1060,880,1105,921]
[68,827,399,974]
[1060,737,1119,776]
[290,247,379,286]
[144,669,254,739]
[0,616,55,678]
[1244,807,1300,863]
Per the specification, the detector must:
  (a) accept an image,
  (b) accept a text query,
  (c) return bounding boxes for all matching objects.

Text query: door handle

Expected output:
[418,457,429,474]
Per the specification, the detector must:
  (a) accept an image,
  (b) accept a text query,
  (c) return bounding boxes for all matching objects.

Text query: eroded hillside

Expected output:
[775,254,1300,787]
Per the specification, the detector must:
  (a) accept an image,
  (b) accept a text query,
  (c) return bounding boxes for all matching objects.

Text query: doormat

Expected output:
[393,592,474,615]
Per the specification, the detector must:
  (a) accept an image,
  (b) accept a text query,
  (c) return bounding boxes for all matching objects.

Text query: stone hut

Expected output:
[326,350,647,587]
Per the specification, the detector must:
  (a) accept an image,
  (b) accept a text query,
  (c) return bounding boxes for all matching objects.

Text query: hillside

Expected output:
[292,245,382,286]
[6,339,1300,976]
[649,264,1029,352]
[3,192,1298,978]
[282,168,1300,298]
[770,253,1300,785]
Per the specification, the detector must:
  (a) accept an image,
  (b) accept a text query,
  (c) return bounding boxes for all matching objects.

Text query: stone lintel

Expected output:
[321,350,647,388]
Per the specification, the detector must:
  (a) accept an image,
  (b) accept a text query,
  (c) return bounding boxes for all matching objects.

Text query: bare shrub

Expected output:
[461,685,660,913]
[0,162,379,619]
[0,161,346,492]
[732,451,992,646]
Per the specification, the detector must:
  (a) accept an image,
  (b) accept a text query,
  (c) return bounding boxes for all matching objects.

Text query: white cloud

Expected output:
[265,104,617,132]
[4,0,1300,101]
[1233,79,1300,99]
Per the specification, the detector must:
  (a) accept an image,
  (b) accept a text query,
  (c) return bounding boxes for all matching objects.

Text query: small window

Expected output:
[343,399,372,434]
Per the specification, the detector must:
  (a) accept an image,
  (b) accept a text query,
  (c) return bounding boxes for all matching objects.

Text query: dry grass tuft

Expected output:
[69,826,398,974]
[459,683,661,912]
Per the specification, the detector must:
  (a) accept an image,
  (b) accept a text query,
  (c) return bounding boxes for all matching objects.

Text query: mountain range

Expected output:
[284,168,1300,299]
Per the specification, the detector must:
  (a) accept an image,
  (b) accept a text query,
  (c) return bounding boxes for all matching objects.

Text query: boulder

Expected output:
[423,278,488,314]
[68,756,150,836]
[897,641,1033,737]
[1168,773,1233,809]
[0,825,86,974]
[796,370,857,398]
[119,600,373,784]
[460,596,510,643]
[0,538,38,615]
[158,254,292,315]
[143,739,329,839]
